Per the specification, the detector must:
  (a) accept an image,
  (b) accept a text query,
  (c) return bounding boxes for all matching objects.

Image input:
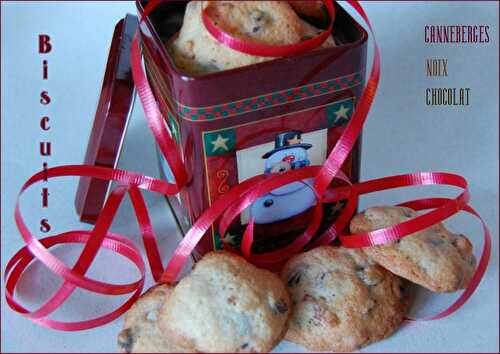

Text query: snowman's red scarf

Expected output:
[4,0,491,331]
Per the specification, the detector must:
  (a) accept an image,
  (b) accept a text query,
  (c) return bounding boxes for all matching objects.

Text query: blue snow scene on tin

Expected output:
[250,131,317,224]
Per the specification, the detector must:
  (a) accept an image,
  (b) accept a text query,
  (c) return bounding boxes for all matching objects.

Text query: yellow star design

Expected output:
[335,105,350,120]
[287,135,302,145]
[211,134,230,152]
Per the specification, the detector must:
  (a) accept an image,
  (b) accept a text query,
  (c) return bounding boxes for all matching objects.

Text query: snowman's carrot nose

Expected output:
[282,155,296,163]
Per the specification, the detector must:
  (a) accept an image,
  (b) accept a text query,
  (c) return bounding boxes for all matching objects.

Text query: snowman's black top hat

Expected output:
[262,131,312,159]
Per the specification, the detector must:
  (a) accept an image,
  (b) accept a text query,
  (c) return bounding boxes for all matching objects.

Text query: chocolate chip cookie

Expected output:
[350,206,476,292]
[158,251,291,352]
[282,246,409,352]
[117,284,188,353]
[169,1,334,74]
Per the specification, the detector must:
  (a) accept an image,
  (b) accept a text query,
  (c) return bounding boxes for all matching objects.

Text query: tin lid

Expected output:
[75,14,138,223]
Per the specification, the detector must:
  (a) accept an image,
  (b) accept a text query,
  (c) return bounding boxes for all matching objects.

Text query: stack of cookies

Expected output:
[283,206,476,352]
[118,252,292,353]
[168,1,335,74]
[117,206,476,353]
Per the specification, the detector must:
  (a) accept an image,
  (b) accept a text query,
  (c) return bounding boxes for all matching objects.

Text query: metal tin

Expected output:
[75,14,137,223]
[78,2,367,259]
[137,1,367,258]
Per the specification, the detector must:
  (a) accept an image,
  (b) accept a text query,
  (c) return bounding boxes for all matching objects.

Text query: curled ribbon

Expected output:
[201,0,336,57]
[4,0,491,332]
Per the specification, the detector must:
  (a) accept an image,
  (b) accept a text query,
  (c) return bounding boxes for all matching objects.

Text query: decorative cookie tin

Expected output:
[76,1,368,259]
[137,0,368,258]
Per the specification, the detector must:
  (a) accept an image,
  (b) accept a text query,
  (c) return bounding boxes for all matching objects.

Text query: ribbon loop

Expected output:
[201,0,336,57]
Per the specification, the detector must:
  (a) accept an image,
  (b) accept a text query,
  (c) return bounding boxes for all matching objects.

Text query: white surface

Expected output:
[1,1,499,353]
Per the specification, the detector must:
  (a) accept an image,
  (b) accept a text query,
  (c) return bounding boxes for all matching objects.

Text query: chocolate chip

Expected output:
[428,237,444,246]
[273,299,288,314]
[252,26,261,33]
[250,10,264,22]
[303,294,314,301]
[241,343,249,349]
[117,328,134,353]
[287,272,302,286]
[320,272,326,281]
[451,237,463,248]
[227,296,236,305]
[307,318,321,327]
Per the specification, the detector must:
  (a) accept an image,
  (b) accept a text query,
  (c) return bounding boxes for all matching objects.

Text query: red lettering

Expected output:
[40,218,51,232]
[43,59,48,79]
[40,116,50,130]
[42,188,49,207]
[40,142,51,156]
[40,91,51,105]
[39,34,52,54]
[42,162,49,182]
[39,36,53,231]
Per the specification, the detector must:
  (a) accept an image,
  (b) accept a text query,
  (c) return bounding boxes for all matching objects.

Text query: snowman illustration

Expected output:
[250,131,317,224]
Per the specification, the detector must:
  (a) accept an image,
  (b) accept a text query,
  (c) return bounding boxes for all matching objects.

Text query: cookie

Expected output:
[158,251,291,352]
[289,1,329,23]
[117,284,189,353]
[204,1,304,45]
[282,246,409,352]
[350,206,476,293]
[169,1,333,74]
[300,19,335,46]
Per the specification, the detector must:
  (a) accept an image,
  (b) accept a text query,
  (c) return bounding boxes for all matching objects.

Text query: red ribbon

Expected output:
[132,0,188,191]
[201,0,336,57]
[4,0,491,332]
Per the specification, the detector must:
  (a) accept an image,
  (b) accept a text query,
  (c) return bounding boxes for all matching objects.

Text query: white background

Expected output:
[1,1,499,353]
